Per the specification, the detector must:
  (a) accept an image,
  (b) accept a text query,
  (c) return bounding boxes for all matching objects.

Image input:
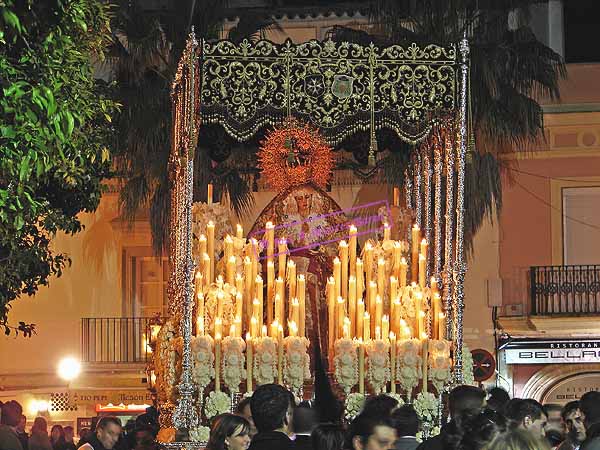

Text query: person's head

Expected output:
[362,395,399,419]
[580,391,600,428]
[486,429,551,450]
[51,425,65,443]
[250,384,292,434]
[292,405,317,434]
[95,416,122,450]
[294,193,312,216]
[0,401,23,427]
[311,423,344,450]
[505,399,547,438]
[64,426,75,443]
[32,417,48,434]
[486,387,510,413]
[544,403,564,436]
[457,408,507,450]
[562,400,585,444]
[133,426,155,447]
[206,413,251,450]
[390,405,419,438]
[17,415,27,432]
[79,428,90,441]
[235,397,256,438]
[448,385,486,419]
[345,413,397,450]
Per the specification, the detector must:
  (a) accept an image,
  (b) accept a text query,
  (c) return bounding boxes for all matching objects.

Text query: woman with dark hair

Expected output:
[206,413,251,450]
[29,418,53,450]
[443,408,507,450]
[50,425,67,450]
[312,423,344,450]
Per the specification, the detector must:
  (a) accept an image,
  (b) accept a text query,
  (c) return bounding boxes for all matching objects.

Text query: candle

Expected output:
[275,278,284,323]
[327,279,335,363]
[245,333,253,392]
[349,225,357,277]
[252,299,260,336]
[227,255,236,285]
[348,276,356,336]
[375,295,383,334]
[358,338,365,393]
[207,221,215,283]
[340,241,349,300]
[265,221,274,261]
[230,324,236,338]
[439,312,446,340]
[363,312,370,341]
[364,243,373,290]
[377,258,385,300]
[357,299,365,339]
[415,292,423,338]
[420,239,428,263]
[196,315,204,337]
[390,332,397,393]
[390,276,398,307]
[382,315,389,342]
[267,261,275,326]
[250,316,258,338]
[411,225,420,281]
[392,297,400,336]
[203,253,211,290]
[422,338,429,393]
[236,223,244,240]
[197,292,205,335]
[419,254,426,288]
[433,292,443,339]
[207,183,213,205]
[383,222,391,241]
[278,238,287,279]
[369,281,377,332]
[393,186,400,207]
[431,276,438,295]
[291,298,300,331]
[270,320,279,339]
[216,292,224,326]
[250,239,258,282]
[337,296,345,339]
[287,260,296,302]
[234,316,242,338]
[224,235,233,262]
[289,321,298,337]
[400,257,408,288]
[277,325,284,384]
[215,330,221,391]
[393,242,401,279]
[356,258,364,300]
[199,234,207,260]
[343,317,350,339]
[262,325,267,338]
[298,275,306,338]
[255,275,263,330]
[244,256,252,325]
[333,257,341,300]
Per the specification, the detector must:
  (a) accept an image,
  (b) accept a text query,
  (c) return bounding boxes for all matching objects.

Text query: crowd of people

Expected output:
[3,386,600,450]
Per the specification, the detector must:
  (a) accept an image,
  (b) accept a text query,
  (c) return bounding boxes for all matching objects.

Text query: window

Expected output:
[124,247,169,317]
[562,186,600,265]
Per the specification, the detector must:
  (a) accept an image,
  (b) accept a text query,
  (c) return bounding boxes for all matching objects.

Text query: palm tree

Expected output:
[112,0,280,252]
[328,0,566,249]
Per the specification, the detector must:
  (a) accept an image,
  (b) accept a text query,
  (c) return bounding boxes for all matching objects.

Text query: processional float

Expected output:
[149,31,472,446]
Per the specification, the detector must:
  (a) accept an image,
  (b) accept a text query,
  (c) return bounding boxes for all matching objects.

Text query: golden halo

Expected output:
[258,118,334,192]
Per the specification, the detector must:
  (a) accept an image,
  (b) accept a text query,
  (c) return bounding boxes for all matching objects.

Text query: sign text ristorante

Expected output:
[505,340,600,364]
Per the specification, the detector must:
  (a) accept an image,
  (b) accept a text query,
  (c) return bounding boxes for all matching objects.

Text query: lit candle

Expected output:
[369,281,377,333]
[298,275,306,338]
[327,279,335,363]
[375,325,381,341]
[244,256,252,324]
[278,238,287,279]
[207,221,215,283]
[343,317,350,339]
[390,332,397,393]
[230,324,236,338]
[383,222,391,241]
[245,333,253,392]
[216,292,224,325]
[287,260,296,302]
[400,257,408,288]
[255,275,263,330]
[267,261,275,326]
[356,299,365,339]
[375,295,383,334]
[393,186,400,207]
[420,239,428,262]
[392,297,400,336]
[235,293,243,327]
[270,320,279,339]
[227,255,236,285]
[250,316,258,338]
[382,315,389,342]
[333,257,341,300]
[276,277,284,323]
[433,292,443,339]
[236,223,243,240]
[289,321,298,337]
[199,234,207,260]
[262,325,267,338]
[277,324,284,384]
[340,241,349,300]
[349,225,357,277]
[358,338,365,393]
[390,276,398,307]
[393,242,401,279]
[224,235,233,262]
[250,238,259,282]
[203,253,211,289]
[266,222,274,261]
[363,312,370,341]
[207,183,213,205]
[364,243,373,290]
[411,225,420,281]
[356,258,364,300]
[422,337,429,393]
[348,276,356,336]
[234,316,242,338]
[418,311,426,342]
[431,276,438,295]
[439,312,446,341]
[415,292,423,338]
[337,296,345,339]
[252,299,260,336]
[419,254,426,288]
[291,298,300,331]
[377,258,385,300]
[197,292,205,336]
[215,330,221,391]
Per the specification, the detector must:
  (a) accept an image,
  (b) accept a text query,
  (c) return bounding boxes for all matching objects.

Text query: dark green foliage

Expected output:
[0,0,117,333]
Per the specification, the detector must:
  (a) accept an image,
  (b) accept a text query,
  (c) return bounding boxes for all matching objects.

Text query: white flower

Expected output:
[191,201,233,259]
[334,338,358,394]
[462,345,476,386]
[189,426,210,443]
[345,393,366,421]
[366,339,390,395]
[192,335,215,389]
[284,336,311,391]
[413,392,439,423]
[222,336,247,392]
[204,391,231,419]
[396,338,422,397]
[155,320,178,402]
[253,337,277,386]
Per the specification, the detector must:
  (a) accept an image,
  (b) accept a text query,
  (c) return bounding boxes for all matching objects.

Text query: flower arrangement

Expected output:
[253,337,278,386]
[396,339,422,398]
[189,426,210,443]
[222,336,247,393]
[156,320,178,402]
[333,338,359,394]
[204,391,231,419]
[365,339,390,395]
[191,335,215,390]
[462,344,475,386]
[428,340,452,394]
[283,336,311,392]
[384,393,405,409]
[413,391,440,424]
[203,281,237,340]
[344,393,366,421]
[191,201,233,260]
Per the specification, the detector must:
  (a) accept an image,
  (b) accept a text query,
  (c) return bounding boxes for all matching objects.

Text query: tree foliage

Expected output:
[0,0,117,334]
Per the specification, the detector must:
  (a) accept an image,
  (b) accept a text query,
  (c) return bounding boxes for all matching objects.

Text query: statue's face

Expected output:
[294,193,312,215]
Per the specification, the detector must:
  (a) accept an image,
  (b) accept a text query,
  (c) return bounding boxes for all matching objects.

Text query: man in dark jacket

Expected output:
[78,417,122,450]
[292,403,317,450]
[0,401,24,450]
[580,391,600,450]
[392,405,420,450]
[417,385,486,450]
[248,384,295,450]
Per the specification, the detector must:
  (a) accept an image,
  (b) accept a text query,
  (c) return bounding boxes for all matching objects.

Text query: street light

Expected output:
[57,356,81,381]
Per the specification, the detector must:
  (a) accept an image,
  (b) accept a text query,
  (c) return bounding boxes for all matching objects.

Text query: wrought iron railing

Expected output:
[530,265,600,315]
[81,317,157,363]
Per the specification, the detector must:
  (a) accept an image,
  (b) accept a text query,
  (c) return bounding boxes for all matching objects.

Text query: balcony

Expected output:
[81,317,158,364]
[530,265,600,315]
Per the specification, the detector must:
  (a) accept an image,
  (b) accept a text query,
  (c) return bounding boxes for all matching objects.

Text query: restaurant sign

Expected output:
[71,389,152,407]
[504,340,600,364]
